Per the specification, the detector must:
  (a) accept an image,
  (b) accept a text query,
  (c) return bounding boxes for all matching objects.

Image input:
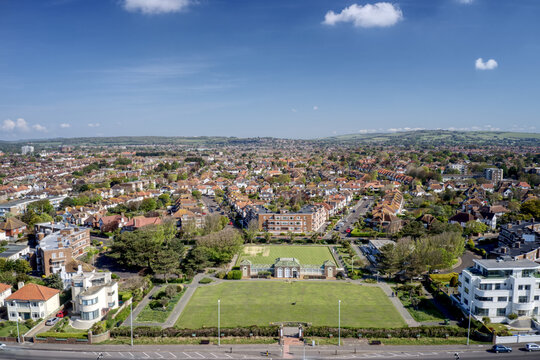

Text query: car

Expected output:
[228,221,233,225]
[526,343,540,351]
[346,228,351,233]
[0,343,5,350]
[45,317,60,326]
[56,309,68,318]
[492,345,512,353]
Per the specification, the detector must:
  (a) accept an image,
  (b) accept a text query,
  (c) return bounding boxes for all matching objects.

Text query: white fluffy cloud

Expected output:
[313,106,319,111]
[123,0,191,14]
[458,0,474,4]
[60,123,71,128]
[323,3,403,28]
[1,118,29,132]
[475,58,498,70]
[88,123,101,128]
[32,124,47,132]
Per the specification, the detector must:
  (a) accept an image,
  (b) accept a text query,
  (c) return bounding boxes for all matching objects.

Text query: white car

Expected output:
[526,343,540,351]
[0,343,6,350]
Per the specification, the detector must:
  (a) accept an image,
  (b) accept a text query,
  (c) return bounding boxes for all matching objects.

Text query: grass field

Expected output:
[238,245,335,265]
[175,282,406,329]
[136,290,184,323]
[0,322,30,337]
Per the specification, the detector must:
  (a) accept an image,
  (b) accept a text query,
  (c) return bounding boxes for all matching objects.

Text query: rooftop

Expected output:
[474,258,540,270]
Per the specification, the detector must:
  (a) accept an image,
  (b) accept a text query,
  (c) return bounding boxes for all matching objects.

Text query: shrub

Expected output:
[215,271,226,279]
[227,270,242,280]
[24,319,35,328]
[199,277,213,284]
[165,284,178,298]
[508,313,518,320]
[149,300,163,310]
[482,317,490,325]
[91,321,107,335]
[111,273,119,280]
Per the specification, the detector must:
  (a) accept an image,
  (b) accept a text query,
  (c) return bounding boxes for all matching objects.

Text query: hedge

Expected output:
[429,273,458,283]
[304,326,468,339]
[38,331,88,339]
[111,326,279,338]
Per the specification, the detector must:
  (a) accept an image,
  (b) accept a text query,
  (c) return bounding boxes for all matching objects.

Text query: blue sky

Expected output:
[1,0,539,140]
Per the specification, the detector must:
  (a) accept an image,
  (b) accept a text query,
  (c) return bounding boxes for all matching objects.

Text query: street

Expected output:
[2,343,538,360]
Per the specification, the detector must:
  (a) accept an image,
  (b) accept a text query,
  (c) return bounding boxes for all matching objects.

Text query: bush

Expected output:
[24,319,35,328]
[165,284,178,298]
[429,273,458,283]
[508,313,518,320]
[91,321,107,335]
[199,277,213,284]
[111,325,279,338]
[215,271,226,279]
[482,317,490,325]
[149,300,163,310]
[227,270,242,280]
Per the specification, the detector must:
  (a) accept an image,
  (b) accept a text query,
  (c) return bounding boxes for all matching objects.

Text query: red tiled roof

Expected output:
[6,283,60,301]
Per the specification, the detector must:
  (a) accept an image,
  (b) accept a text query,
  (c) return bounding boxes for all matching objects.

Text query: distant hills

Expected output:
[0,130,539,152]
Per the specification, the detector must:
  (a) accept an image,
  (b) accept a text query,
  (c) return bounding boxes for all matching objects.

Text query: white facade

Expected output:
[71,270,118,327]
[458,259,540,323]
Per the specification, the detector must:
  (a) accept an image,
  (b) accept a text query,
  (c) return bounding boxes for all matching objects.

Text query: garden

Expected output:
[135,284,184,323]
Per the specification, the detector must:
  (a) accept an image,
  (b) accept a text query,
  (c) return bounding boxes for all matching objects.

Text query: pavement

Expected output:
[126,273,207,328]
[3,342,539,360]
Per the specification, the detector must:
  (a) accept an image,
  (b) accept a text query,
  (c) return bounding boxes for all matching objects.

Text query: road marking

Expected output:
[208,353,218,358]
[166,352,177,358]
[221,353,233,358]
[118,352,125,357]
[182,352,193,358]
[127,352,135,358]
[153,352,164,359]
[194,352,206,358]
[104,352,112,357]
[140,352,150,359]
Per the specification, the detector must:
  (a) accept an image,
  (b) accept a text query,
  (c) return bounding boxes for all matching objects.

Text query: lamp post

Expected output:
[16,316,20,343]
[218,299,221,346]
[467,299,474,346]
[338,300,341,347]
[130,301,133,347]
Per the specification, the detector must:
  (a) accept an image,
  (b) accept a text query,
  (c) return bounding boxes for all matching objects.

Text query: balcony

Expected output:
[513,302,535,311]
[474,288,510,297]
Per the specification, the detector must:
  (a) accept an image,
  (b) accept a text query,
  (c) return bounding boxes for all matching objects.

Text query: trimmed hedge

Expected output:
[111,326,279,338]
[429,273,458,283]
[38,331,88,339]
[305,326,467,339]
[227,270,242,280]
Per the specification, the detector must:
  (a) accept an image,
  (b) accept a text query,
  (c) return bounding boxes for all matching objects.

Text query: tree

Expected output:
[191,190,202,200]
[243,219,259,243]
[521,199,540,219]
[140,198,157,212]
[400,221,426,239]
[27,199,54,216]
[43,273,64,290]
[464,221,488,236]
[152,247,180,283]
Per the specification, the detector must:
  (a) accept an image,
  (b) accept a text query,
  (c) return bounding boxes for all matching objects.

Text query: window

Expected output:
[81,309,99,320]
[479,284,492,290]
[497,297,507,302]
[82,297,98,306]
[497,308,506,316]
[535,296,539,301]
[518,296,528,303]
[59,252,63,258]
[464,287,469,294]
[464,277,470,284]
[108,302,115,308]
[494,284,502,290]
[52,253,56,259]
[475,307,489,316]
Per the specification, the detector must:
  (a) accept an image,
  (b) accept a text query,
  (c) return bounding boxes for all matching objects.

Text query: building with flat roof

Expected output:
[245,205,327,234]
[457,258,540,323]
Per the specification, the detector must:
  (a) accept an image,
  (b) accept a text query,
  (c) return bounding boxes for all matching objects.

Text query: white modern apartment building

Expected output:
[71,270,118,328]
[458,258,540,323]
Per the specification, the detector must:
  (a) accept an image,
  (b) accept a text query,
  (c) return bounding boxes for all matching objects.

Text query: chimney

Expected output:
[77,264,83,274]
[17,281,24,290]
[501,247,508,254]
[37,233,45,241]
[508,224,512,229]
[514,241,521,249]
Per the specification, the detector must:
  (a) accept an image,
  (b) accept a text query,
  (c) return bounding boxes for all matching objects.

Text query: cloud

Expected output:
[60,123,71,128]
[323,2,403,28]
[291,108,298,113]
[475,58,498,70]
[88,123,100,128]
[458,0,474,4]
[32,124,47,132]
[313,106,319,111]
[123,0,191,15]
[1,118,30,132]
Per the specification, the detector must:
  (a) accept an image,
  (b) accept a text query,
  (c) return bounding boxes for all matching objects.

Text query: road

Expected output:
[325,197,374,240]
[3,343,538,360]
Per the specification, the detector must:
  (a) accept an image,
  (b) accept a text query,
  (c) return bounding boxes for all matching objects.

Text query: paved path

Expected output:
[127,273,207,328]
[122,285,163,327]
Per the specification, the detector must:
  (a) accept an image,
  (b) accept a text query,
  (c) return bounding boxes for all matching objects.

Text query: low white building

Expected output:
[71,270,118,328]
[0,283,12,307]
[458,259,540,323]
[6,283,60,321]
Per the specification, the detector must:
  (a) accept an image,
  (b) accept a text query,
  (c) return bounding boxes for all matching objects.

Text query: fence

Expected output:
[495,334,540,344]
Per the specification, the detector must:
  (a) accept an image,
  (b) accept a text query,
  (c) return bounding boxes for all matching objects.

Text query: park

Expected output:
[175,281,406,329]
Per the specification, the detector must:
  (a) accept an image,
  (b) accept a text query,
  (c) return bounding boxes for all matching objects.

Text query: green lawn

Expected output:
[396,291,445,323]
[176,282,406,329]
[238,245,336,265]
[0,322,30,337]
[136,290,185,323]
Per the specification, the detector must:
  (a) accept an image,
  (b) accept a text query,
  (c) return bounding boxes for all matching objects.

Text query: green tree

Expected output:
[43,273,64,290]
[521,199,540,219]
[464,221,488,236]
[140,198,157,212]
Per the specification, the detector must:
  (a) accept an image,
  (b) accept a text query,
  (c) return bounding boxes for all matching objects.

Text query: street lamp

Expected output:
[338,300,341,347]
[130,301,133,347]
[16,316,21,343]
[218,299,221,346]
[467,299,474,346]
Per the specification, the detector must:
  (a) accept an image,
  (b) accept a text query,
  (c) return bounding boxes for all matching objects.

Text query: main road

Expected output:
[1,343,538,360]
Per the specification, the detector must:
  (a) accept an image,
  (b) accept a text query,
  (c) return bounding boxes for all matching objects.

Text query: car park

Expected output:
[45,317,60,326]
[492,345,512,353]
[525,343,540,351]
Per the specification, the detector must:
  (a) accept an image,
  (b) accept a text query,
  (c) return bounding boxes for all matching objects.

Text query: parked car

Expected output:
[525,343,540,351]
[45,317,60,326]
[56,309,68,318]
[0,343,6,350]
[491,345,512,353]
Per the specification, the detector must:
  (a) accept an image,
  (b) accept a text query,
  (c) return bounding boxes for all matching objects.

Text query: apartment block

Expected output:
[246,205,327,234]
[484,168,504,183]
[36,226,91,276]
[458,259,540,323]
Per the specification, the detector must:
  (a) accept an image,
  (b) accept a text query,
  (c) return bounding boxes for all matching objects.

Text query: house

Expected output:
[0,243,30,261]
[0,217,27,239]
[122,216,162,231]
[70,270,118,328]
[457,259,540,323]
[6,283,60,321]
[449,212,477,227]
[0,229,5,241]
[0,283,12,306]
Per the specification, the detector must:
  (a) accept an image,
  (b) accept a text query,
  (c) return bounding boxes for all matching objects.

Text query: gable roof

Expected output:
[0,283,11,293]
[0,217,27,231]
[6,283,60,301]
